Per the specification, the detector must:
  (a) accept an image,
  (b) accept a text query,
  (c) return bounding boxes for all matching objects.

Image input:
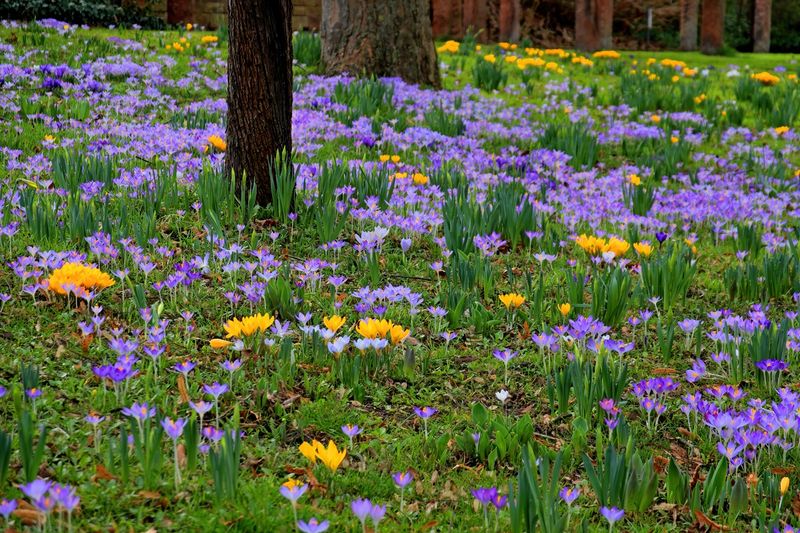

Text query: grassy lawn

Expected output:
[0,19,798,532]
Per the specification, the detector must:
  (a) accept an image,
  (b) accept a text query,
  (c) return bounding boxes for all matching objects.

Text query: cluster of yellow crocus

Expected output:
[299,440,346,473]
[575,235,630,257]
[437,40,460,54]
[517,57,545,70]
[356,318,410,344]
[627,173,642,186]
[592,50,620,59]
[499,293,525,310]
[166,36,191,52]
[47,262,115,295]
[660,58,687,69]
[572,56,594,67]
[633,242,654,257]
[323,315,346,333]
[207,135,226,151]
[752,71,780,86]
[379,154,401,164]
[223,313,275,338]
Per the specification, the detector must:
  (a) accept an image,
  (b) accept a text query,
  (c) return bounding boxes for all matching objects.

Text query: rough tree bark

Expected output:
[752,0,772,53]
[225,0,293,207]
[700,0,725,54]
[321,0,440,87]
[679,0,699,51]
[575,0,614,52]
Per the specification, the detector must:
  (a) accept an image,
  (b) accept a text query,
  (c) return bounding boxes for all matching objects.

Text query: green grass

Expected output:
[0,23,797,532]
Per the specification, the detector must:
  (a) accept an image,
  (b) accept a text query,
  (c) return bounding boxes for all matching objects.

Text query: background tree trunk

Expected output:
[575,0,613,52]
[498,0,522,42]
[321,0,440,87]
[752,0,772,53]
[462,0,489,41]
[167,0,193,24]
[679,0,699,50]
[700,0,725,54]
[225,0,293,207]
[596,0,613,49]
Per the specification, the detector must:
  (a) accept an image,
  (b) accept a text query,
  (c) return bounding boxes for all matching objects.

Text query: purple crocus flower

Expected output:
[190,400,214,417]
[279,482,308,504]
[492,349,518,364]
[25,388,43,399]
[351,498,372,526]
[297,518,329,533]
[413,406,437,419]
[342,424,362,438]
[559,486,580,505]
[57,489,80,512]
[220,359,242,372]
[491,493,508,509]
[600,506,625,527]
[755,359,788,372]
[414,406,437,438]
[0,499,17,520]
[393,470,414,488]
[202,426,225,442]
[121,402,156,422]
[203,382,229,399]
[369,503,386,528]
[20,479,52,501]
[472,487,497,506]
[85,414,105,425]
[173,360,196,375]
[161,417,186,440]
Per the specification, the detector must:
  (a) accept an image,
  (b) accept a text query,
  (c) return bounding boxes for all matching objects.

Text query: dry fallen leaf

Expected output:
[694,510,730,531]
[93,463,117,481]
[177,374,190,404]
[177,443,187,469]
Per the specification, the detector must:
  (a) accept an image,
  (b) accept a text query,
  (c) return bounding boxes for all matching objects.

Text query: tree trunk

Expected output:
[752,0,772,53]
[575,0,613,52]
[463,0,490,41]
[498,0,522,42]
[597,0,613,50]
[700,0,725,55]
[321,0,440,87]
[679,0,699,51]
[225,0,293,207]
[432,0,462,39]
[167,0,193,24]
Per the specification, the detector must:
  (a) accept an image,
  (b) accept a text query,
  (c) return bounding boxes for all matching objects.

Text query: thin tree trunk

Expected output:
[700,0,725,55]
[463,0,490,41]
[597,0,613,50]
[752,0,772,53]
[498,0,522,42]
[225,0,293,207]
[575,0,613,52]
[321,0,440,87]
[679,0,699,51]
